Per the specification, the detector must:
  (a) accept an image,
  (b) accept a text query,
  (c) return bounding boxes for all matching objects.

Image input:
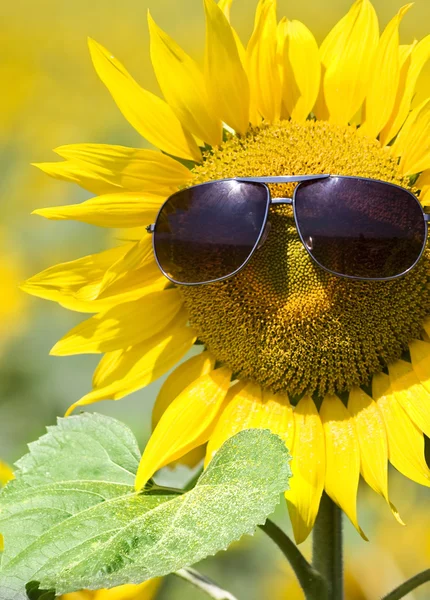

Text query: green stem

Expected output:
[312,492,343,600]
[174,567,238,600]
[381,569,430,600]
[259,520,327,599]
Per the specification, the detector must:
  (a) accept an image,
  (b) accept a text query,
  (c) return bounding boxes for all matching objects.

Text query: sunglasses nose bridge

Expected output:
[255,197,294,251]
[271,197,293,206]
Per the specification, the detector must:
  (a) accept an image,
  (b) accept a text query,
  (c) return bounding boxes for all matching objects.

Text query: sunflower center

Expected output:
[180,120,430,398]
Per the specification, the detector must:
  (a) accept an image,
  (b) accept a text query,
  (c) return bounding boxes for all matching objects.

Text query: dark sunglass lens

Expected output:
[153,180,269,284]
[294,177,426,279]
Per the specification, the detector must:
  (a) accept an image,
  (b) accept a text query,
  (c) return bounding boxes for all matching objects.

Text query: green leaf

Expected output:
[0,413,291,599]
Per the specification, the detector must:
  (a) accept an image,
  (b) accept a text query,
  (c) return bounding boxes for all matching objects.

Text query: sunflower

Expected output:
[24,0,430,544]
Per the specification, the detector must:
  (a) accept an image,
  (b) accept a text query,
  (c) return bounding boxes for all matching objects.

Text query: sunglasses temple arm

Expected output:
[425,214,430,223]
[146,224,155,234]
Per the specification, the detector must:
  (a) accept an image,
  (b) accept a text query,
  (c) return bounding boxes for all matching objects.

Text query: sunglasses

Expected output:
[146,175,429,286]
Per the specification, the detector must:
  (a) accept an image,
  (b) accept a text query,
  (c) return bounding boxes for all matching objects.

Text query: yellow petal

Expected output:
[359,4,412,139]
[398,42,416,64]
[409,339,430,395]
[92,348,124,389]
[206,382,294,466]
[0,461,14,549]
[51,289,183,356]
[392,98,430,175]
[216,0,246,70]
[246,0,281,123]
[148,14,222,147]
[32,160,121,196]
[54,592,91,600]
[21,245,157,313]
[93,262,165,304]
[380,35,430,145]
[0,461,14,486]
[74,239,164,305]
[33,192,165,228]
[23,245,130,293]
[204,0,250,135]
[218,0,233,20]
[388,359,430,437]
[0,467,12,550]
[66,310,196,415]
[152,351,216,428]
[232,29,247,69]
[281,20,320,122]
[257,389,295,448]
[276,18,288,119]
[152,352,216,470]
[417,169,430,205]
[135,366,232,490]
[348,386,402,524]
[199,380,245,459]
[91,577,162,600]
[22,282,139,314]
[75,237,153,301]
[88,38,201,162]
[285,396,325,545]
[74,262,165,308]
[320,394,367,539]
[314,0,379,124]
[91,579,162,600]
[373,371,430,487]
[423,317,430,339]
[53,143,193,194]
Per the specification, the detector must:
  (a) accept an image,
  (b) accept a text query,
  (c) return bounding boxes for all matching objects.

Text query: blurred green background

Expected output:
[1,0,430,598]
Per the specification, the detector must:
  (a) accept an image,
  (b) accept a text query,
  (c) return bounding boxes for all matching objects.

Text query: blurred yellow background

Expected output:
[1,1,430,598]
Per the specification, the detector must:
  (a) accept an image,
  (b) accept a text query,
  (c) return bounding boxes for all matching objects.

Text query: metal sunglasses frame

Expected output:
[146,174,430,286]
